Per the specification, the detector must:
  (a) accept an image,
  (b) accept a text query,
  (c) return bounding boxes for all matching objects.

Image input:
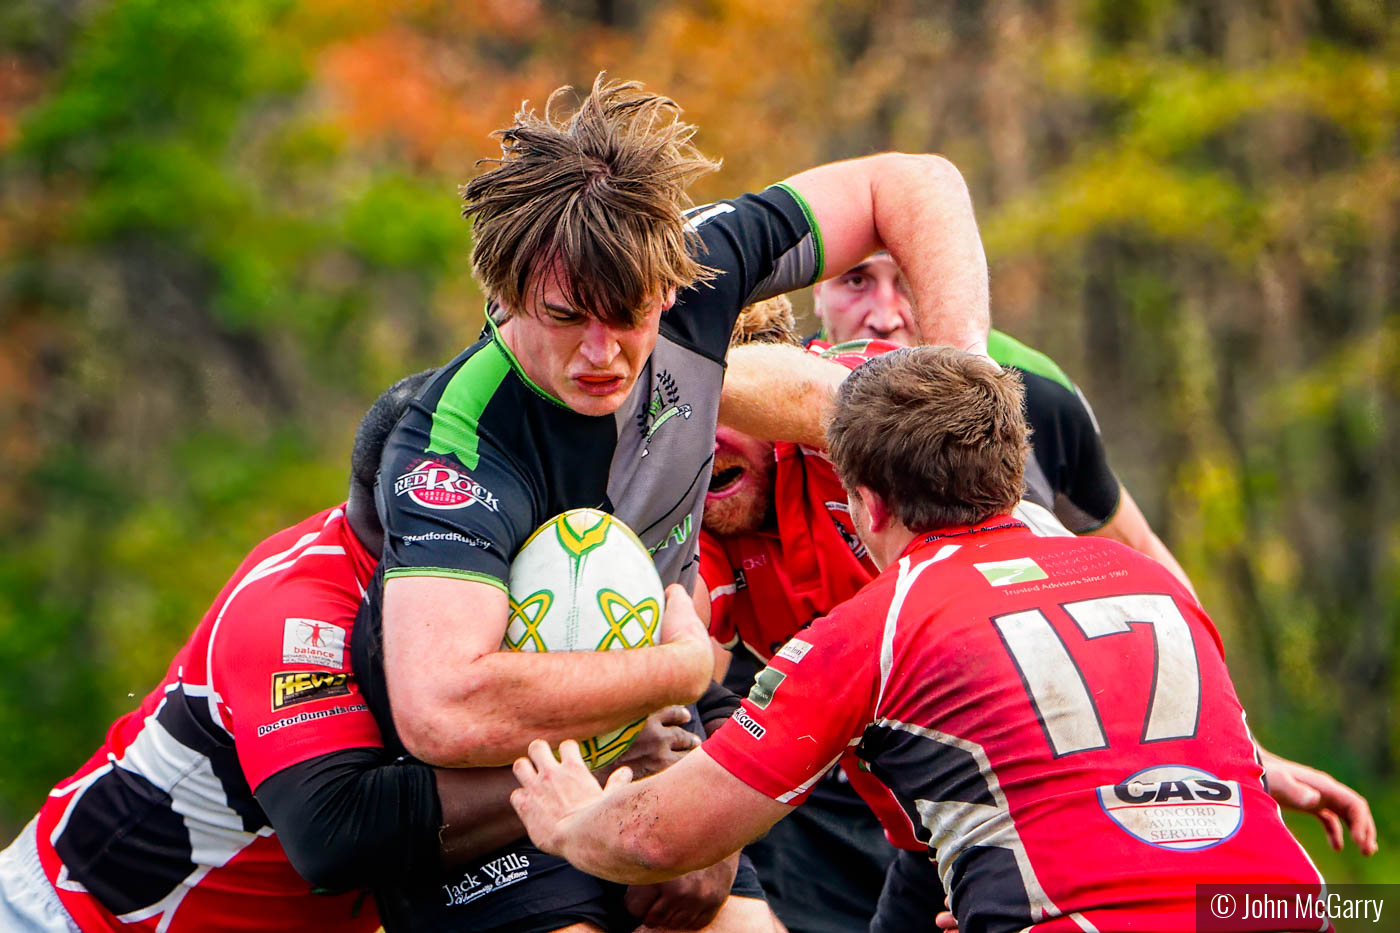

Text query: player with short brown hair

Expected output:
[511,346,1328,933]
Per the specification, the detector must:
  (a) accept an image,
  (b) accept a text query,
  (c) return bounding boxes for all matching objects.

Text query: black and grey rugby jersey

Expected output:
[374,185,820,595]
[985,329,1122,533]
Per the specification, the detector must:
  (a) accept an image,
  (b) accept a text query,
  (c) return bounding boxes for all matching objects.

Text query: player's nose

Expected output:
[867,287,908,333]
[578,319,621,367]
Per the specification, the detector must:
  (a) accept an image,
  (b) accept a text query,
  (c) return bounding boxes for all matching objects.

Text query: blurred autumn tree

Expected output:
[1,0,1396,881]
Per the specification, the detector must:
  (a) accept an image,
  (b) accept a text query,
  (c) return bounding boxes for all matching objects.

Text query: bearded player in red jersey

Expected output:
[511,346,1329,933]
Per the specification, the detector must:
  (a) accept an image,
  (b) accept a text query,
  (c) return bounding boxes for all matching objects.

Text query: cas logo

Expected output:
[1097,764,1243,850]
[395,459,500,512]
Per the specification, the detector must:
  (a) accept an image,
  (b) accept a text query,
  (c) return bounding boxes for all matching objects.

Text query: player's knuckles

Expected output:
[511,756,537,782]
[527,738,555,766]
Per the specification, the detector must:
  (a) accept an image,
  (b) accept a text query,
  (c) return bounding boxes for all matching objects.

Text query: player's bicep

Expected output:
[780,158,882,281]
[382,576,511,745]
[378,430,539,588]
[705,608,880,802]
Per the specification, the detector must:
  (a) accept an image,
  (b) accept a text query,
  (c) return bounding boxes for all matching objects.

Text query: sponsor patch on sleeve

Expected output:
[732,708,766,741]
[271,670,352,710]
[776,639,813,664]
[282,618,347,668]
[748,667,787,709]
[395,459,500,511]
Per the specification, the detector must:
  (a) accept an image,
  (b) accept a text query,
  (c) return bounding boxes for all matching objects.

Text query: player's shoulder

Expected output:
[411,324,533,421]
[223,508,363,614]
[988,331,1101,436]
[987,329,1076,392]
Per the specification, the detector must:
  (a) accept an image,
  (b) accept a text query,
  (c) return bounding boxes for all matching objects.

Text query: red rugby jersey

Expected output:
[706,519,1322,932]
[34,506,383,932]
[703,340,893,661]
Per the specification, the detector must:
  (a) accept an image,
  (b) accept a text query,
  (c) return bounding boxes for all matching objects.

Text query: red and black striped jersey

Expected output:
[706,519,1322,933]
[34,506,383,932]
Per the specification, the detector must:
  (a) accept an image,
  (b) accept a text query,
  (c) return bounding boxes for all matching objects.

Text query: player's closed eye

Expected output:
[544,304,589,325]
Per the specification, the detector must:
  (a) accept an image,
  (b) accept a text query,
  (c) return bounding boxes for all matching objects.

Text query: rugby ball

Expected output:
[504,508,665,769]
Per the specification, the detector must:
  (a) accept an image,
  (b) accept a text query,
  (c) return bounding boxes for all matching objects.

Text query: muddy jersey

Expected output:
[372,185,820,599]
[31,506,383,932]
[706,520,1323,933]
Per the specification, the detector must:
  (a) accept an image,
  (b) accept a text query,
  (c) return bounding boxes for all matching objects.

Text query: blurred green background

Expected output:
[1,0,1395,882]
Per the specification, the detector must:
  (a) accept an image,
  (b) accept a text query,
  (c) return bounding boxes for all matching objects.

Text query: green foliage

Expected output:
[0,0,1396,883]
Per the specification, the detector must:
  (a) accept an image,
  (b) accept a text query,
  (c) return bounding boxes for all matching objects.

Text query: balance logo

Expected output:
[974,557,1048,587]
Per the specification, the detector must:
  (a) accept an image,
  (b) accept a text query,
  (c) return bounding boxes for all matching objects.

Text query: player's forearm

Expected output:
[435,766,528,865]
[399,642,713,767]
[551,785,736,884]
[719,343,845,449]
[872,154,990,353]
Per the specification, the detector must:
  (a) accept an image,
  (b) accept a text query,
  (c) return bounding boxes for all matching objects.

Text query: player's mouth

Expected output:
[707,464,746,501]
[571,372,627,396]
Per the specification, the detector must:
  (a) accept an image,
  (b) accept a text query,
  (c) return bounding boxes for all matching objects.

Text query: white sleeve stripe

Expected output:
[709,583,737,599]
[775,748,848,804]
[202,515,350,730]
[877,545,959,710]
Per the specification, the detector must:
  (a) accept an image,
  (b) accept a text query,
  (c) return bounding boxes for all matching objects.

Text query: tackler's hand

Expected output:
[609,706,701,781]
[511,739,627,855]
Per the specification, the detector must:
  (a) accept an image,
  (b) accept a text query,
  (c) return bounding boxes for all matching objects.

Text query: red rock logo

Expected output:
[394,461,500,512]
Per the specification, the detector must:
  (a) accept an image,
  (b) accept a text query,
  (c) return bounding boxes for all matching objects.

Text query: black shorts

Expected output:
[741,768,897,933]
[376,840,765,933]
[869,846,946,933]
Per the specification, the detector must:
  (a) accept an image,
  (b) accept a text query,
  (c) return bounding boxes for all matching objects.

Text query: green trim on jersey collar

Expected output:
[485,309,571,410]
[426,338,511,469]
[772,182,824,283]
[987,329,1076,393]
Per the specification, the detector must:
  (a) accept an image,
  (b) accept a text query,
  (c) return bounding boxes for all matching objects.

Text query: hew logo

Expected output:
[748,667,787,710]
[270,671,351,710]
[974,557,1048,587]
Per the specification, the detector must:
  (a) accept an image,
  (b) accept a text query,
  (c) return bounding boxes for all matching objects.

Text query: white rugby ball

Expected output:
[504,508,665,769]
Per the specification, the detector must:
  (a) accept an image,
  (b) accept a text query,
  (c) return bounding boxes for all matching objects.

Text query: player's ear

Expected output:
[858,486,894,533]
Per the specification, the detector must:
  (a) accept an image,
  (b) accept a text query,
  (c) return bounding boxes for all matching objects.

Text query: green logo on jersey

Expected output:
[749,667,788,709]
[636,369,692,457]
[974,557,1049,587]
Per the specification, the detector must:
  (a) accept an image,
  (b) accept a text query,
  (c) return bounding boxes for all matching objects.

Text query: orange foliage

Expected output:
[0,55,45,150]
[310,0,833,192]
